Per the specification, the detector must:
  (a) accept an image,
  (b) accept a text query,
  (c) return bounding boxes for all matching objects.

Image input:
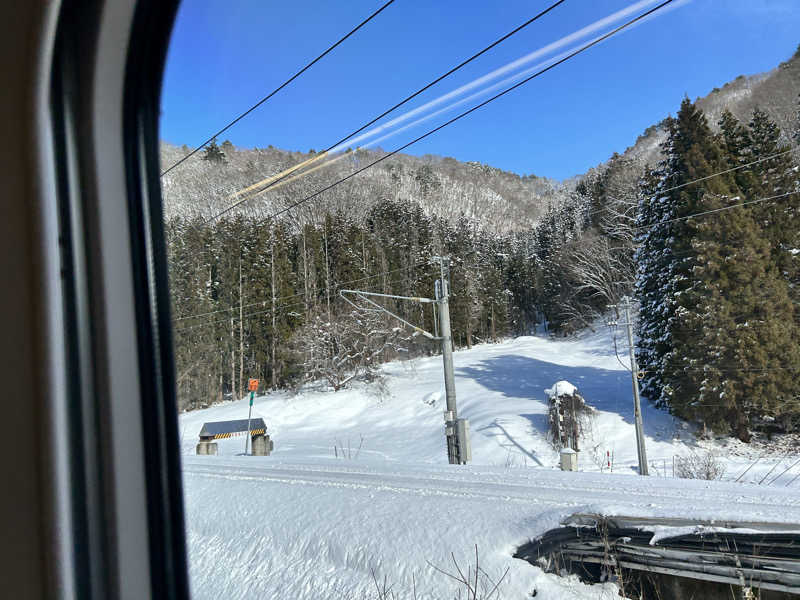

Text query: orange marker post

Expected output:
[245,378,259,454]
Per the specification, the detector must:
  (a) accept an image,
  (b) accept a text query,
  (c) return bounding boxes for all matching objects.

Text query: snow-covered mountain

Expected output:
[622,48,800,167]
[160,142,571,233]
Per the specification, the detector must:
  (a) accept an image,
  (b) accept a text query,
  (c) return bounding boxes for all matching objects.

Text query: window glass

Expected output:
[160,2,800,597]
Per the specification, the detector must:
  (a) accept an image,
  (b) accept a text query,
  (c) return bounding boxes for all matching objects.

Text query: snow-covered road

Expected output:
[184,457,800,519]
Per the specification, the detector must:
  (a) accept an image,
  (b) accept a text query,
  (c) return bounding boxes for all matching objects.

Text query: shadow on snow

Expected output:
[458,354,670,439]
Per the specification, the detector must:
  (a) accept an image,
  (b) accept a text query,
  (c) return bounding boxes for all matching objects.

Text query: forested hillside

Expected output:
[160,142,570,233]
[166,193,587,410]
[164,49,800,441]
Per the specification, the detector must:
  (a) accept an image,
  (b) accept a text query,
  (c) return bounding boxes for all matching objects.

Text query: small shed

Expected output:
[199,418,266,441]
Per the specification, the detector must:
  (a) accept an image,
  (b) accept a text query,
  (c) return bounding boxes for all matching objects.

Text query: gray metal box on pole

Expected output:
[455,418,472,463]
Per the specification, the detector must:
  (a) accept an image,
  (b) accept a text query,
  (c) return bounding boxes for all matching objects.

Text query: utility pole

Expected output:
[339,254,470,465]
[609,296,648,476]
[432,256,464,464]
[239,257,244,402]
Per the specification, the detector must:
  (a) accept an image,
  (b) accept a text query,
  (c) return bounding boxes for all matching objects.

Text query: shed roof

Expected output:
[199,418,266,438]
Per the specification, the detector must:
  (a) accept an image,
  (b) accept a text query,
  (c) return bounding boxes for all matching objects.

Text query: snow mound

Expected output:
[545,380,578,398]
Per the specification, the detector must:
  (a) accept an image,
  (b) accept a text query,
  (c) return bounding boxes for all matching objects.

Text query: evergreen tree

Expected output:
[718,109,756,192]
[746,107,799,291]
[637,99,800,438]
[675,192,800,440]
[658,101,743,431]
[635,139,676,407]
[202,138,226,164]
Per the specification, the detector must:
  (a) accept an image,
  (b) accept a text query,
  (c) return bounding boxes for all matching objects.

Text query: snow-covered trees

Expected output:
[167,198,553,408]
[292,310,412,391]
[794,93,800,145]
[160,142,569,233]
[201,138,226,164]
[635,99,800,439]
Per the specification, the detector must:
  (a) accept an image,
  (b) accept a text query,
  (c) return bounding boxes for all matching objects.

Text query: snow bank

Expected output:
[545,380,578,398]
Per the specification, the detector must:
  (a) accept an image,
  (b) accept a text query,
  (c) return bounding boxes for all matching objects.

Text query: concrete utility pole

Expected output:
[432,256,463,464]
[610,296,648,476]
[339,254,470,465]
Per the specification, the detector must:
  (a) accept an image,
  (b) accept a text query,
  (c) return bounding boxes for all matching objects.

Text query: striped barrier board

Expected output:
[199,418,267,441]
[209,428,266,439]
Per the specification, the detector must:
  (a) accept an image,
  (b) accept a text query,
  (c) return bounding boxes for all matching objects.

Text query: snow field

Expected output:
[179,328,800,598]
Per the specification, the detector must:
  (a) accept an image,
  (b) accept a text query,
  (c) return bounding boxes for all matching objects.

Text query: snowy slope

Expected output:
[179,328,800,599]
[179,329,689,472]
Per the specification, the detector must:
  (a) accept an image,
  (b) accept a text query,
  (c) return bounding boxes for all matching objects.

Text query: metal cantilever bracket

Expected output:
[339,289,441,340]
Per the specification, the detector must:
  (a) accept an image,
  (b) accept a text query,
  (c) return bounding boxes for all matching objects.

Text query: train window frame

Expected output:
[43,0,189,597]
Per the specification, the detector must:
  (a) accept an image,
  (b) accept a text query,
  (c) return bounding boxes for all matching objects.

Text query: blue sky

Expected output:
[160,0,800,180]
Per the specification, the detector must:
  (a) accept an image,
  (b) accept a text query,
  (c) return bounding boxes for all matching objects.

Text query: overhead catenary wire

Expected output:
[237,0,678,229]
[171,261,431,322]
[202,0,570,223]
[657,150,797,196]
[173,267,435,332]
[324,0,569,153]
[258,104,800,240]
[582,148,798,221]
[159,0,397,178]
[631,190,797,230]
[213,0,683,222]
[173,299,310,333]
[326,0,659,155]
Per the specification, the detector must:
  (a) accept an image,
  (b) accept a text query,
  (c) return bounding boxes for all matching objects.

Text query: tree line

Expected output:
[167,199,561,411]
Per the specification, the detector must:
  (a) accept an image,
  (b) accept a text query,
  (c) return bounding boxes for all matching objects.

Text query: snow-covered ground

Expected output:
[179,328,800,599]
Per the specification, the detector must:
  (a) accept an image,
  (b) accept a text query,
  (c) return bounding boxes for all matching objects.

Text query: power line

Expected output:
[159,0,397,178]
[204,0,569,222]
[171,261,430,322]
[173,268,432,332]
[658,149,797,196]
[632,190,797,230]
[583,148,798,222]
[324,0,568,153]
[239,0,677,228]
[173,299,310,333]
[674,366,800,373]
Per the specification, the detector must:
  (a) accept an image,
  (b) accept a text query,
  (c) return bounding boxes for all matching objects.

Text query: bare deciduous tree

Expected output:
[566,232,635,315]
[292,309,412,391]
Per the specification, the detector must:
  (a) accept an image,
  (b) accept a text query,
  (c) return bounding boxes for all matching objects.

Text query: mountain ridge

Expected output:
[160,47,800,232]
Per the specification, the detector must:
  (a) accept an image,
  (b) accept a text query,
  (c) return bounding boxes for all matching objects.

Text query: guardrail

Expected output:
[514,514,800,596]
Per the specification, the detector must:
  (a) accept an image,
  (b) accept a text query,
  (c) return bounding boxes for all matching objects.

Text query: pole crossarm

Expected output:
[338,289,440,340]
[339,289,436,303]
